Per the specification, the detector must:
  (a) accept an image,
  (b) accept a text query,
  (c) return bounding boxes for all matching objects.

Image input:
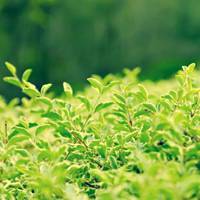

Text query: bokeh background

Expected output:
[1,0,200,99]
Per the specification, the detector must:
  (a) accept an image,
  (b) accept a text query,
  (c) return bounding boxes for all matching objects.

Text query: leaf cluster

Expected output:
[0,63,200,199]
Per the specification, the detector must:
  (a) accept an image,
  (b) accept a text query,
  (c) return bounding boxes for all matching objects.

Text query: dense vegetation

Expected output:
[0,63,200,199]
[1,0,200,99]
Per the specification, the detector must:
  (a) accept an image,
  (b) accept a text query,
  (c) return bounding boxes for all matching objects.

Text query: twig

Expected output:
[71,131,88,150]
[4,121,8,144]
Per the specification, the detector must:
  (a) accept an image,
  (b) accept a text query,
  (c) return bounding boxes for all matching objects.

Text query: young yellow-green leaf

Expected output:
[23,81,37,89]
[3,77,22,87]
[23,88,40,97]
[41,83,52,96]
[87,77,103,93]
[8,98,20,108]
[63,82,73,97]
[113,94,126,104]
[134,109,151,118]
[36,97,52,108]
[5,62,16,76]
[103,80,120,92]
[143,103,157,113]
[77,95,91,111]
[138,84,148,100]
[22,69,32,82]
[113,110,127,119]
[186,63,196,74]
[36,124,52,136]
[15,149,30,157]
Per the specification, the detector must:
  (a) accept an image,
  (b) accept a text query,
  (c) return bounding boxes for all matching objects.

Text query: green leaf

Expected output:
[95,102,113,112]
[8,127,31,140]
[36,97,52,108]
[110,156,118,169]
[5,62,16,76]
[37,150,52,161]
[143,103,157,112]
[162,94,174,101]
[113,94,126,104]
[29,122,38,128]
[36,124,52,136]
[63,82,73,97]
[58,126,72,138]
[138,84,148,100]
[42,111,62,121]
[87,77,103,93]
[41,83,52,95]
[140,132,149,143]
[8,135,31,146]
[77,95,91,111]
[3,77,21,87]
[113,111,126,119]
[8,98,20,107]
[103,81,120,92]
[15,149,30,157]
[160,101,172,112]
[134,109,151,118]
[23,88,40,97]
[97,145,106,159]
[186,63,196,74]
[67,153,84,161]
[22,69,32,82]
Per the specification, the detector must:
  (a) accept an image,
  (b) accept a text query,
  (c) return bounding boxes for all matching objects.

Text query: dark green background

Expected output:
[1,0,200,99]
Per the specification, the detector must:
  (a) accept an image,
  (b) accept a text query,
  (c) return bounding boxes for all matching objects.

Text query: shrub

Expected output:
[0,62,200,199]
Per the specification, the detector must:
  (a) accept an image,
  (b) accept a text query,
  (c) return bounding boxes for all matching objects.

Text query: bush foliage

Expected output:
[0,63,200,199]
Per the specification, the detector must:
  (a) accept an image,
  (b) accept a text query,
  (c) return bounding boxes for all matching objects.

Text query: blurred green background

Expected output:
[1,0,200,99]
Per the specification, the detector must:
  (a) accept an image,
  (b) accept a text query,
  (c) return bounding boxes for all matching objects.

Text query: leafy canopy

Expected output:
[0,62,200,199]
